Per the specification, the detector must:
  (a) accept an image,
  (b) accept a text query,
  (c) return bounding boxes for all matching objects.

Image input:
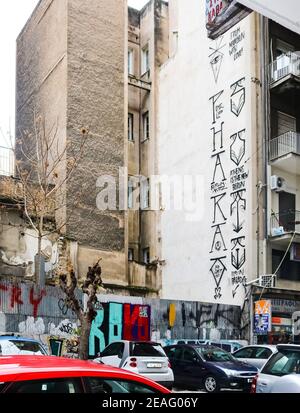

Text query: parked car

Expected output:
[0,335,48,356]
[0,355,171,393]
[270,374,300,393]
[164,344,257,393]
[251,344,300,393]
[176,339,243,353]
[233,345,276,369]
[93,340,174,389]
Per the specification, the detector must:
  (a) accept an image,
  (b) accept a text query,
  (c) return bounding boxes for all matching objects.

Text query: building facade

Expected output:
[10,0,300,346]
[157,0,300,344]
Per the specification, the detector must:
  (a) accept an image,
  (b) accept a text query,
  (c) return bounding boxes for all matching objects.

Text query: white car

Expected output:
[94,340,174,390]
[233,345,276,369]
[251,344,300,393]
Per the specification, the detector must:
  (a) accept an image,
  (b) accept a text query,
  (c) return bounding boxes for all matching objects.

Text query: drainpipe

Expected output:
[260,15,270,247]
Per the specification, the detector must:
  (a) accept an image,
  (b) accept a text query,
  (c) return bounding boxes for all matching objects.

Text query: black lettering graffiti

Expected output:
[209,36,226,83]
[210,223,227,253]
[59,323,75,335]
[211,122,224,152]
[212,151,226,183]
[231,248,246,270]
[230,189,246,233]
[231,236,246,249]
[230,78,245,117]
[230,129,246,166]
[209,90,224,124]
[211,192,227,223]
[210,257,227,300]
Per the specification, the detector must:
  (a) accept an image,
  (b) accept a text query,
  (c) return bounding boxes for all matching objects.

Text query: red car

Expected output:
[0,356,171,394]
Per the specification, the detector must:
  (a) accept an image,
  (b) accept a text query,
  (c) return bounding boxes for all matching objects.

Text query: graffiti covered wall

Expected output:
[159,0,257,307]
[0,281,242,356]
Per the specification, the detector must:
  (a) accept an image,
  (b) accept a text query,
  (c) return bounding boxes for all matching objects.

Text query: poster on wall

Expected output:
[254,300,272,335]
[206,0,250,39]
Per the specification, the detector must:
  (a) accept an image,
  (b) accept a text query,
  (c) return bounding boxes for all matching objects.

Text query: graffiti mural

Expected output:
[89,303,151,356]
[209,36,226,83]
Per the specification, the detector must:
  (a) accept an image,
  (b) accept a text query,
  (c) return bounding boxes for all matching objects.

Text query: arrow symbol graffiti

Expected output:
[231,190,246,233]
[231,248,246,270]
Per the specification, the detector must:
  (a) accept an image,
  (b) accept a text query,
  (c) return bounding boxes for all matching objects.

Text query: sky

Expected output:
[0,0,151,145]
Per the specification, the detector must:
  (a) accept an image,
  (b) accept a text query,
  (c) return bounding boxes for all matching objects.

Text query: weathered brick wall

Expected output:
[66,0,126,255]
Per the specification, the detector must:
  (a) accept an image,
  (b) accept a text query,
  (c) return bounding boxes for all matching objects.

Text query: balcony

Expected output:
[270,210,300,244]
[128,71,151,92]
[0,146,14,176]
[269,52,300,92]
[269,132,300,175]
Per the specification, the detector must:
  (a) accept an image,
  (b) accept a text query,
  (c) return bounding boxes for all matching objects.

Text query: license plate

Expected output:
[147,363,162,368]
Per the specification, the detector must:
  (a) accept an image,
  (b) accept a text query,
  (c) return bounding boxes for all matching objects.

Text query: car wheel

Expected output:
[204,375,220,393]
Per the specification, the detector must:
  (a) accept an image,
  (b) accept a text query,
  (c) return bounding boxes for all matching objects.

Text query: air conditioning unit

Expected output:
[270,175,286,192]
[259,274,276,288]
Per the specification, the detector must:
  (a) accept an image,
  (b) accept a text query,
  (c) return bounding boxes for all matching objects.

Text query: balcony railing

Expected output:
[269,131,300,161]
[0,146,14,176]
[269,52,300,84]
[270,210,300,236]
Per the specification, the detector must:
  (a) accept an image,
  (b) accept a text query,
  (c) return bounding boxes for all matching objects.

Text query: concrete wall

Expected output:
[158,0,261,306]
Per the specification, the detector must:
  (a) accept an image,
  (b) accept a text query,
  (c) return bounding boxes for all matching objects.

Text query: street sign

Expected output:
[254,300,272,334]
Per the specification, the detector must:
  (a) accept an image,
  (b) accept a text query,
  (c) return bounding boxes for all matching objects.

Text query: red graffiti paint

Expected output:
[0,284,8,304]
[123,304,150,341]
[29,287,46,318]
[10,285,24,308]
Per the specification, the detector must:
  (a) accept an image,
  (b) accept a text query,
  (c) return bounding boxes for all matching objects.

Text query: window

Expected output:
[142,44,150,74]
[183,348,199,363]
[128,49,134,75]
[128,179,134,209]
[143,247,150,264]
[0,339,47,356]
[141,178,150,209]
[128,248,134,261]
[196,347,235,362]
[101,342,124,359]
[86,377,156,394]
[234,347,254,359]
[262,350,300,376]
[128,113,134,141]
[272,249,300,281]
[6,378,82,393]
[253,347,272,359]
[164,346,183,361]
[277,111,296,136]
[142,111,150,141]
[130,343,166,358]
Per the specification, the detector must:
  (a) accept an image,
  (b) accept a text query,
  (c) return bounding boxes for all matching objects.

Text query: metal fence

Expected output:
[269,131,300,161]
[0,146,14,176]
[269,51,300,84]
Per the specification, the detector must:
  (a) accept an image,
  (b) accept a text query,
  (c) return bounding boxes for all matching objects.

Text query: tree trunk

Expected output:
[78,317,92,360]
[36,233,43,285]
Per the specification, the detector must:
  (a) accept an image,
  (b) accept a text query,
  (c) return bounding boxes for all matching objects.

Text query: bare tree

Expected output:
[59,260,104,360]
[5,112,89,285]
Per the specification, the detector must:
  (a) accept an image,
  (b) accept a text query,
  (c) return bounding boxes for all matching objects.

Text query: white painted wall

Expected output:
[158,0,259,307]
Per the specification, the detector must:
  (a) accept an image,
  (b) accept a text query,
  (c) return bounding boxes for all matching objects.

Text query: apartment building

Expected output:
[15,0,168,297]
[157,0,300,344]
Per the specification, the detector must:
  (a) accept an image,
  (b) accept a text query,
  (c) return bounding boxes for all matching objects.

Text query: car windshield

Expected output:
[0,340,47,356]
[195,347,235,362]
[262,349,300,377]
[131,343,166,357]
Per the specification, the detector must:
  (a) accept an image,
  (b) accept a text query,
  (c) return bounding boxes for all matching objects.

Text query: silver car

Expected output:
[233,345,276,369]
[252,344,300,393]
[94,340,174,389]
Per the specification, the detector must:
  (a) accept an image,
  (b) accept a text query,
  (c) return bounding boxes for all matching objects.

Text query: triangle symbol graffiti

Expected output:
[210,54,223,83]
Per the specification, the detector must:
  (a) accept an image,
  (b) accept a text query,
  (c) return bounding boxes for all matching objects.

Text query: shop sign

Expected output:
[254,300,271,334]
[271,299,300,315]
